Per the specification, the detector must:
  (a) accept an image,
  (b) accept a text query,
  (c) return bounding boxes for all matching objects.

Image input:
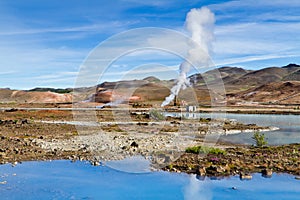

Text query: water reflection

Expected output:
[166,112,300,145]
[0,161,299,200]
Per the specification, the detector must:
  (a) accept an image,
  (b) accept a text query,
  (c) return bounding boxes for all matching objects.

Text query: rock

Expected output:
[91,161,100,166]
[239,173,252,180]
[196,175,205,180]
[21,119,29,124]
[217,166,227,173]
[5,108,18,112]
[0,181,7,185]
[206,165,218,176]
[262,168,273,178]
[11,161,18,167]
[130,141,138,148]
[196,167,206,176]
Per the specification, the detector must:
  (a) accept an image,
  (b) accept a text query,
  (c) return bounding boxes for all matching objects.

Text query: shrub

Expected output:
[252,131,268,147]
[185,145,226,155]
[199,118,211,123]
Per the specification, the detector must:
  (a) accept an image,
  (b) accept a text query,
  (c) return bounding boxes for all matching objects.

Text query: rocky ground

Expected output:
[0,120,89,164]
[164,144,300,179]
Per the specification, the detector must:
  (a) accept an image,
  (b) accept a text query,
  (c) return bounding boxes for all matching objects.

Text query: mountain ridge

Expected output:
[1,63,299,105]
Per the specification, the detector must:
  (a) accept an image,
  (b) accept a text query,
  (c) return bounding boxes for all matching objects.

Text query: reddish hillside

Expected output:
[2,64,300,106]
[0,89,72,103]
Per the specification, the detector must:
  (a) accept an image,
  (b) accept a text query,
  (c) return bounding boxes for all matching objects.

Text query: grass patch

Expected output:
[185,145,226,155]
[149,109,165,121]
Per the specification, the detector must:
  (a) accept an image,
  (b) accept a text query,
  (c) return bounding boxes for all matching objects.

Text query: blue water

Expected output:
[219,113,300,145]
[167,112,300,145]
[0,160,300,200]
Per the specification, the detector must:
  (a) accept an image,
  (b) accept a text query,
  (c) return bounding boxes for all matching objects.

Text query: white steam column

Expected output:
[161,7,215,107]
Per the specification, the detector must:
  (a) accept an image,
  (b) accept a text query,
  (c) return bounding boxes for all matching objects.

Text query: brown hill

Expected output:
[283,69,300,81]
[229,81,300,104]
[98,80,149,89]
[228,67,288,87]
[1,64,300,106]
[189,66,250,85]
[95,82,170,104]
[282,63,300,72]
[0,89,72,103]
[142,76,161,82]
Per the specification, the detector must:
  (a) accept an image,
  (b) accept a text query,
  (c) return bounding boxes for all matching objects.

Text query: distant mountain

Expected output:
[1,64,300,105]
[228,67,288,87]
[98,80,149,90]
[189,66,251,85]
[282,63,300,70]
[229,81,300,104]
[283,69,300,81]
[94,77,172,103]
[189,63,300,92]
[143,76,161,82]
[0,89,72,103]
[217,66,252,83]
[97,76,171,90]
[28,87,72,93]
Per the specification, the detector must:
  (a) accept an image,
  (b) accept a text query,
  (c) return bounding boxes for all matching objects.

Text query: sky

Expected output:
[1,0,300,89]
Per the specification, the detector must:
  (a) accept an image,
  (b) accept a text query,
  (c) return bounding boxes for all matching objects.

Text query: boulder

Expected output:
[130,141,139,148]
[262,168,273,178]
[239,173,252,180]
[196,167,206,176]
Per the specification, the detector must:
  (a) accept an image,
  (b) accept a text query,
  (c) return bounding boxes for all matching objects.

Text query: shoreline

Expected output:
[222,126,279,135]
[1,104,300,115]
[0,107,298,179]
[164,144,300,179]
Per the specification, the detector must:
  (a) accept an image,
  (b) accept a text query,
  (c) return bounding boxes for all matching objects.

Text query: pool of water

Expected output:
[0,160,299,200]
[167,112,300,145]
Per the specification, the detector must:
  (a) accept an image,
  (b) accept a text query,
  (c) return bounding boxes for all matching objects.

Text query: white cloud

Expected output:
[215,53,299,67]
[0,21,137,36]
[210,0,300,11]
[32,71,79,80]
[106,64,179,76]
[213,20,300,65]
[0,70,17,75]
[1,0,300,89]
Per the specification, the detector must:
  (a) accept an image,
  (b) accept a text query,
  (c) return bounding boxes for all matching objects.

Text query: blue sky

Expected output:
[1,0,300,89]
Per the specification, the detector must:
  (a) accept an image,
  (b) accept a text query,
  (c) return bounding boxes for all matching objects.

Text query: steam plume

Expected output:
[161,7,215,107]
[184,175,212,200]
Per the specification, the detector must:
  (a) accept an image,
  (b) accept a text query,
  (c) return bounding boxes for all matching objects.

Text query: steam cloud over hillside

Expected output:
[161,7,215,107]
